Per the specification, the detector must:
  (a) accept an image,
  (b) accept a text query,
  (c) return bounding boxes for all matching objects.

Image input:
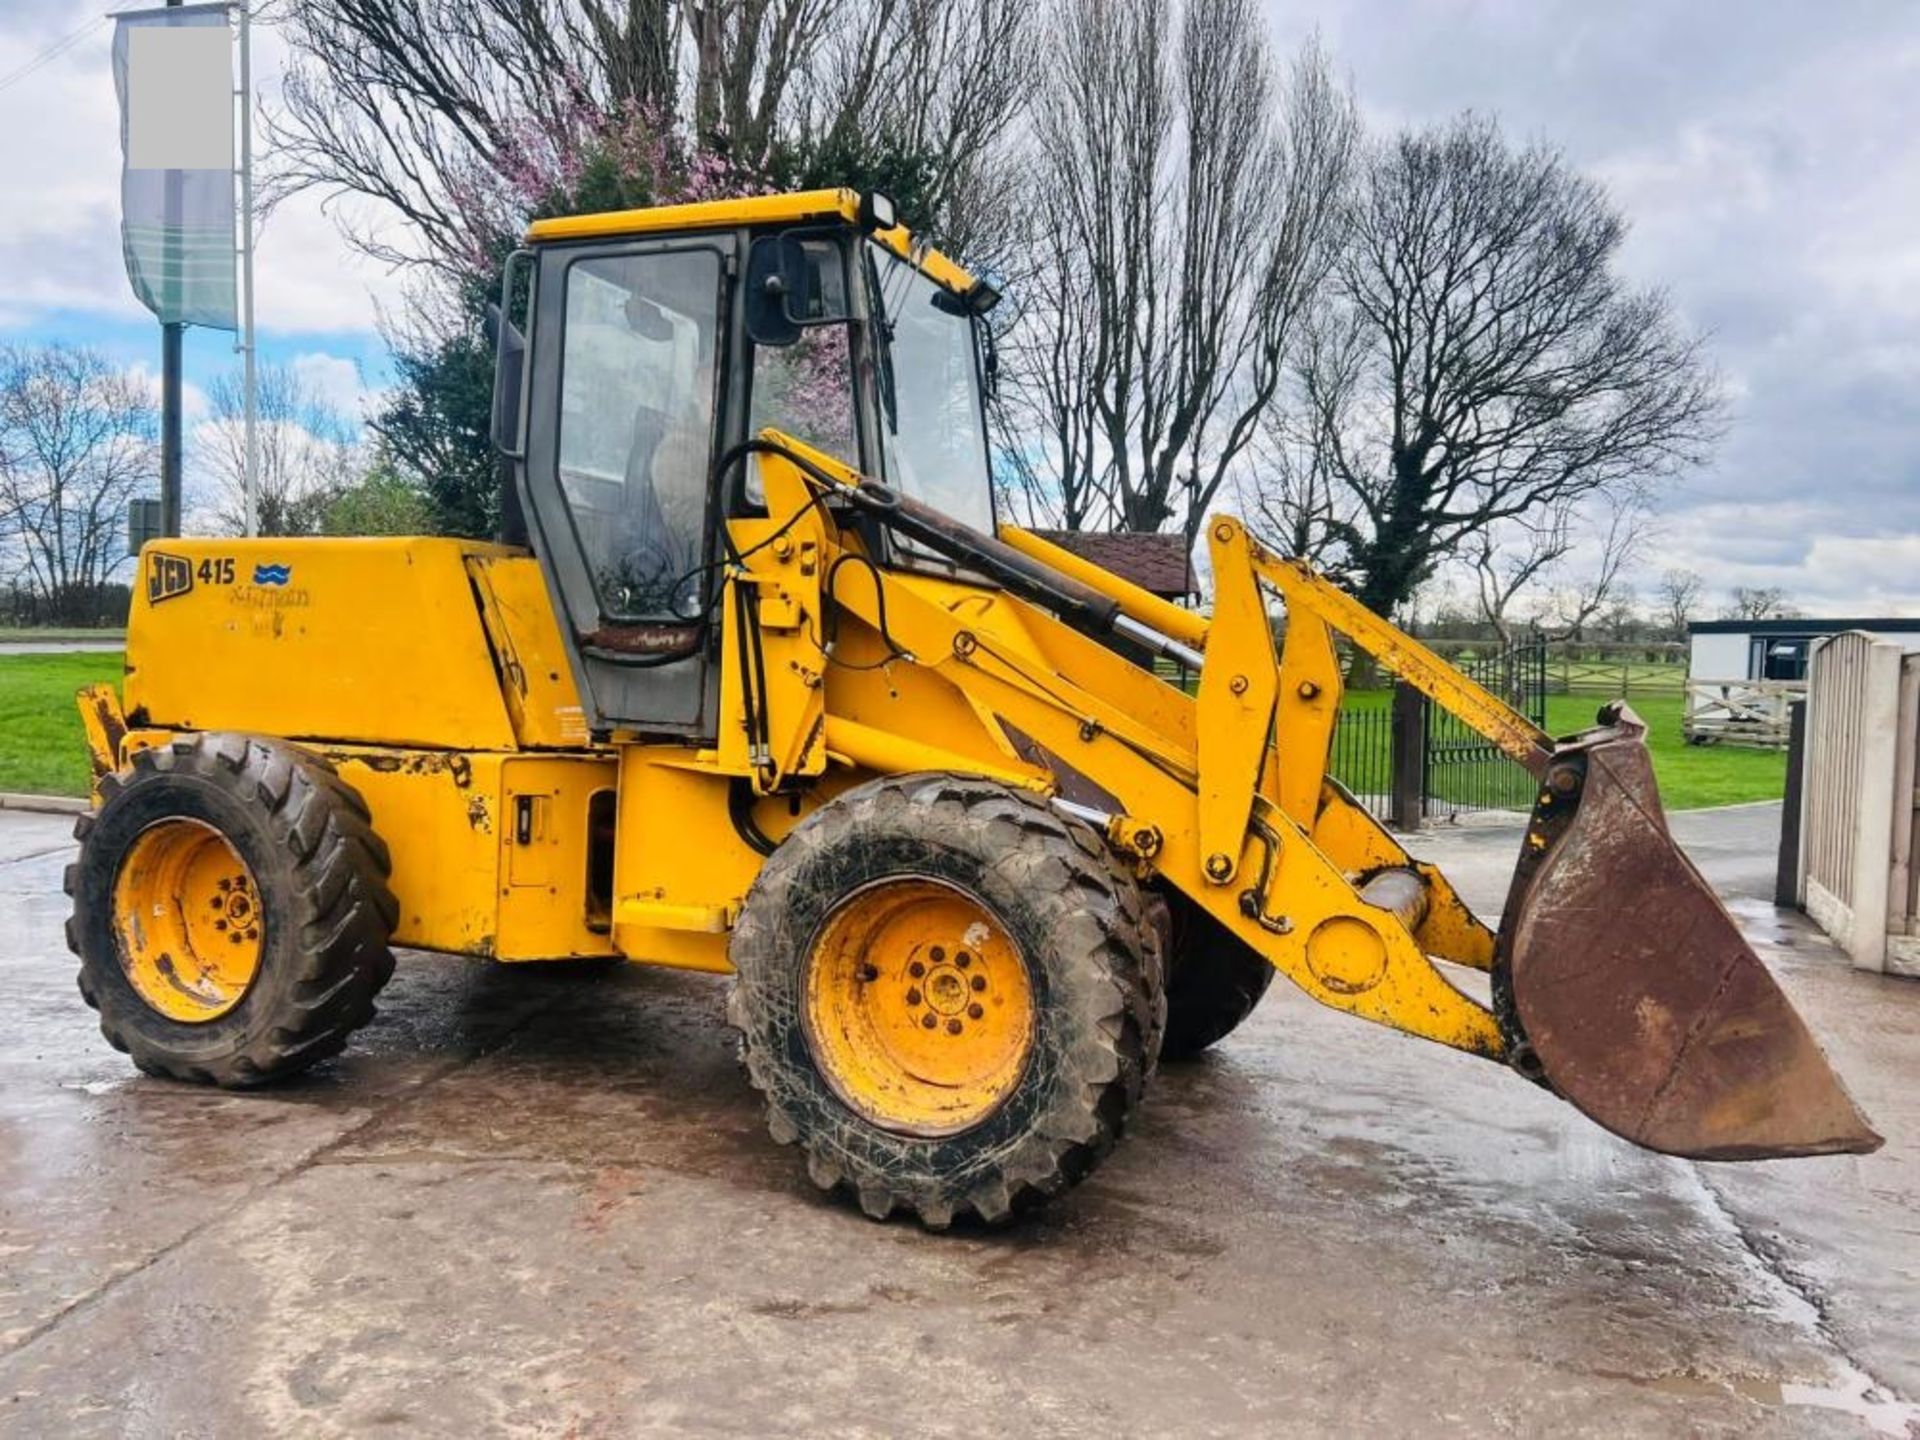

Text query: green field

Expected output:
[1334,690,1786,811]
[0,652,125,796]
[0,653,1783,811]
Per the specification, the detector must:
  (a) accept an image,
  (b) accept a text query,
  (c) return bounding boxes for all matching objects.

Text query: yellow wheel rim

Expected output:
[112,818,263,1023]
[802,878,1035,1137]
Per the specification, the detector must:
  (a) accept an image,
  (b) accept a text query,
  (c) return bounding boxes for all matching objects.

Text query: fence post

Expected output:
[1776,699,1807,908]
[1848,643,1903,970]
[1390,681,1426,832]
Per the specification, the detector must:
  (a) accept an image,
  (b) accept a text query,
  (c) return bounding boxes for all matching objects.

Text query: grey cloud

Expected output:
[1273,0,1920,614]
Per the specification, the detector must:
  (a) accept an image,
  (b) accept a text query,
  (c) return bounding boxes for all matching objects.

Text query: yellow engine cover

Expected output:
[128,538,539,750]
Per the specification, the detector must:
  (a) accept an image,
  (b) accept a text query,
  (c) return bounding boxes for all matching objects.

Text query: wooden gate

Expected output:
[1797,631,1918,975]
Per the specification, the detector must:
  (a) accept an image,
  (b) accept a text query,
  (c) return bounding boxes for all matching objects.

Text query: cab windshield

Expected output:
[864,242,994,534]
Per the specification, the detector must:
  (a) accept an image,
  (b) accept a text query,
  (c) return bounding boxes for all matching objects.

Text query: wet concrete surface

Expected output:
[1,803,1914,1437]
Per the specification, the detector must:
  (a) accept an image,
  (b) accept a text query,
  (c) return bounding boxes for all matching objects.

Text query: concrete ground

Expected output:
[0,641,122,656]
[0,803,1914,1438]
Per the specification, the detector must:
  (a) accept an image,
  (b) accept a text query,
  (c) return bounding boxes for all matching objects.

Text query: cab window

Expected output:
[746,236,858,500]
[865,242,994,534]
[557,249,721,621]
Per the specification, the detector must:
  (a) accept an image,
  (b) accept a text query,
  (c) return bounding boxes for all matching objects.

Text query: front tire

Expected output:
[729,773,1164,1227]
[66,734,398,1086]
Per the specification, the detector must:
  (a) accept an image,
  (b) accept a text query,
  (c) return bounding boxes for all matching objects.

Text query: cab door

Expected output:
[520,234,737,737]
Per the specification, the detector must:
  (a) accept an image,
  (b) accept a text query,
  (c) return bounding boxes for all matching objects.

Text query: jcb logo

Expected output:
[148,552,193,605]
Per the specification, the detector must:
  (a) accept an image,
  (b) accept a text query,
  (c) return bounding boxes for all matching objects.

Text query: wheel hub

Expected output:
[802,878,1034,1136]
[112,818,263,1023]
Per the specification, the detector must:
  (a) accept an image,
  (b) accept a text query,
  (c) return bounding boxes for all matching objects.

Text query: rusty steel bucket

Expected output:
[1494,705,1882,1161]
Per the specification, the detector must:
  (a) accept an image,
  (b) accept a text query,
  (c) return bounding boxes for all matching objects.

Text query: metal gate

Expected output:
[1422,639,1547,819]
[1327,640,1548,825]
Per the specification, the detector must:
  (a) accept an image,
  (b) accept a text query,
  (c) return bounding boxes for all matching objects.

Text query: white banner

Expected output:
[113,3,237,330]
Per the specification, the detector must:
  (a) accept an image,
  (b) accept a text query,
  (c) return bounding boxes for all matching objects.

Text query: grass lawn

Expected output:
[0,652,125,796]
[1335,689,1785,811]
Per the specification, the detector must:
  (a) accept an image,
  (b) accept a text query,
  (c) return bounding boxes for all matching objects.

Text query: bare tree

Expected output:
[1656,566,1703,640]
[1724,585,1799,621]
[196,364,360,537]
[268,0,1032,283]
[1534,497,1646,641]
[1234,308,1364,569]
[0,345,155,624]
[1000,8,1356,541]
[1465,508,1571,647]
[794,0,1034,264]
[1264,113,1723,619]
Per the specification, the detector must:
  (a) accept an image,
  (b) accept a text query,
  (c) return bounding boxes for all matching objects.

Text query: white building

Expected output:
[1687,618,1920,682]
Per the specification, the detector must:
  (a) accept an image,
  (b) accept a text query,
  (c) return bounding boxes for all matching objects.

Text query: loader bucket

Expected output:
[1496,705,1882,1161]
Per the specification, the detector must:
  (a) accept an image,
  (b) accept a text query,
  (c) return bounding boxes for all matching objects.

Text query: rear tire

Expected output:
[729,773,1164,1227]
[1157,889,1275,1060]
[66,734,398,1087]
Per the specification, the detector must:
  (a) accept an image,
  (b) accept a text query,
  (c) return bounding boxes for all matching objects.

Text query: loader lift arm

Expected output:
[734,438,1879,1161]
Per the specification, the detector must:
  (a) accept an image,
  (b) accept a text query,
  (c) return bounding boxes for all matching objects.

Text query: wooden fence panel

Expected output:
[1684,679,1802,747]
[1798,632,1909,973]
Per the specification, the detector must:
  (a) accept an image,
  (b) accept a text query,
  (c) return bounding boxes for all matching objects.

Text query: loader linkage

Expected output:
[747,439,1880,1162]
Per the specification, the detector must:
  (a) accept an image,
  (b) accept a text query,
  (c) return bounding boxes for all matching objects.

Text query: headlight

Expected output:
[964,275,1003,315]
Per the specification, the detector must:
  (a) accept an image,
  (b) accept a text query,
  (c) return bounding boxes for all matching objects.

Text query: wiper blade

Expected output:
[863,247,899,434]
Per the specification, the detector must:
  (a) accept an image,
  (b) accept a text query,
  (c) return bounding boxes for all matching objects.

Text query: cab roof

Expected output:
[525,187,977,297]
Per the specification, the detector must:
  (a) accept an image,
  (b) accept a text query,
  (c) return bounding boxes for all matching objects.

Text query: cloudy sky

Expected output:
[1,0,1915,615]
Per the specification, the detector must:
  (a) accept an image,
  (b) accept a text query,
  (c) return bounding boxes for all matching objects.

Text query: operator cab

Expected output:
[493,189,1000,739]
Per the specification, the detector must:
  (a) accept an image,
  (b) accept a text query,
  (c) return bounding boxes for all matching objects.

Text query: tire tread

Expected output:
[68,733,398,1087]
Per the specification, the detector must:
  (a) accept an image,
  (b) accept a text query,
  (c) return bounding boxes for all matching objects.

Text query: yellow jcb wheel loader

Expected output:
[70,189,1879,1227]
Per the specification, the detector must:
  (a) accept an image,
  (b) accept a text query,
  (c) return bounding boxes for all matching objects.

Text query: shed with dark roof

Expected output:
[1025,530,1198,602]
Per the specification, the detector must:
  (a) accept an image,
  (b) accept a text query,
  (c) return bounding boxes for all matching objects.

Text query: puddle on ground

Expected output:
[1779,1373,1920,1438]
[1674,1168,1919,1437]
[59,1077,130,1097]
[1722,896,1798,949]
[1595,1369,1919,1437]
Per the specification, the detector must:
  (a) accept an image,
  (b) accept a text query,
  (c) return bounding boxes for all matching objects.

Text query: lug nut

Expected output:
[946,1019,963,1035]
[955,952,971,969]
[906,987,922,1006]
[921,1013,937,1030]
[970,974,986,992]
[967,1003,984,1020]
[909,960,925,978]
[929,946,945,962]
[214,919,227,932]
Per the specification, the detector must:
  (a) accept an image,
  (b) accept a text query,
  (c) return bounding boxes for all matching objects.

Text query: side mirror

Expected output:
[745,235,851,346]
[489,250,532,458]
